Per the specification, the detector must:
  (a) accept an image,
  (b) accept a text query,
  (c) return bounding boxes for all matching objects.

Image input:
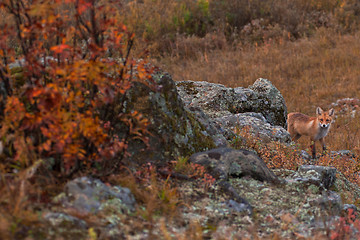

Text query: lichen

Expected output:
[176,81,199,95]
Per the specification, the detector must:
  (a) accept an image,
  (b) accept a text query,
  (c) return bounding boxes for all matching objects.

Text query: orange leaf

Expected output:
[50,44,71,54]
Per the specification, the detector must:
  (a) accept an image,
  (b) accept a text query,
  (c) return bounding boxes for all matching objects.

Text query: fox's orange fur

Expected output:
[287,107,334,158]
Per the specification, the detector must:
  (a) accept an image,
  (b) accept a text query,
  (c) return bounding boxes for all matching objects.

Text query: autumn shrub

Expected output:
[317,153,360,186]
[231,126,304,170]
[329,208,360,240]
[0,1,155,236]
[0,0,152,176]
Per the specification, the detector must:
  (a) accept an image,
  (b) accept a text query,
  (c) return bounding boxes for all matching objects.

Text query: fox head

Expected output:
[316,107,334,128]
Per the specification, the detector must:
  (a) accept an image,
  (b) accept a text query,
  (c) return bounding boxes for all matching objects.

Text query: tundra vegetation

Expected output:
[1,0,360,239]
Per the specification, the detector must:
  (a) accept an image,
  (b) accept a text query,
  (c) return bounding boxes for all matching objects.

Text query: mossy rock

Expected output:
[116,70,216,165]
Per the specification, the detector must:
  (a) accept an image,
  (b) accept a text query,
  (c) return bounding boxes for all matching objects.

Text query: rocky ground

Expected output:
[36,160,360,239]
[22,71,360,240]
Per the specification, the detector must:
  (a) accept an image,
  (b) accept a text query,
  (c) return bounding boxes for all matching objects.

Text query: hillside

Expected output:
[1,0,360,239]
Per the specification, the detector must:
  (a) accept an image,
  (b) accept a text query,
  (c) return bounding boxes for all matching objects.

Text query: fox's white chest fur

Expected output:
[313,124,330,141]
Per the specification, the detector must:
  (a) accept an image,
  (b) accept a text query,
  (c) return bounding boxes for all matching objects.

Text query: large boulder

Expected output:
[248,78,288,128]
[176,78,290,144]
[118,71,216,165]
[176,78,287,128]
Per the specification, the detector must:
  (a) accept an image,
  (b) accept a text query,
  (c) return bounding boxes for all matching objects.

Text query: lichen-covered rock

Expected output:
[176,79,290,144]
[309,190,342,215]
[43,212,88,239]
[118,71,215,165]
[187,106,229,147]
[176,80,237,118]
[189,147,282,184]
[176,78,287,128]
[44,177,137,239]
[248,78,288,128]
[296,165,337,189]
[214,113,291,143]
[53,177,136,215]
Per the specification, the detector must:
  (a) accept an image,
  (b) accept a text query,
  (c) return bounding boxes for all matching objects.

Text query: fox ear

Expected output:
[328,108,335,116]
[316,107,323,115]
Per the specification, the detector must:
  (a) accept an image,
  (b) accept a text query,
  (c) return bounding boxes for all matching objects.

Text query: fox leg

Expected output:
[310,141,316,159]
[319,138,327,154]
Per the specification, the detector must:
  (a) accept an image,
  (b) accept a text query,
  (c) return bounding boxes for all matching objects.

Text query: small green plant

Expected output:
[173,156,189,172]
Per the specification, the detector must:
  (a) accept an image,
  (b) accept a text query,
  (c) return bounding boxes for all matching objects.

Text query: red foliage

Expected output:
[330,208,360,240]
[0,0,152,175]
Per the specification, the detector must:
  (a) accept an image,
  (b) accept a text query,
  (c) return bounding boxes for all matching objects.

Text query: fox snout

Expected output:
[319,123,330,128]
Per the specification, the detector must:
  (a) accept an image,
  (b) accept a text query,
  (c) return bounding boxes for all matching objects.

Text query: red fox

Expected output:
[287,107,334,159]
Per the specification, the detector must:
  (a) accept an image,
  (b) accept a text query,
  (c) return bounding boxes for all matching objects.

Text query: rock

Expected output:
[333,171,360,205]
[226,199,252,213]
[189,147,283,215]
[299,150,312,160]
[44,212,88,229]
[309,191,342,215]
[330,150,355,158]
[297,165,337,189]
[53,177,136,215]
[187,106,230,147]
[116,71,215,165]
[214,113,291,143]
[189,147,282,184]
[330,98,360,117]
[218,180,253,215]
[343,204,357,213]
[176,79,290,145]
[248,78,288,128]
[43,212,88,239]
[176,78,287,128]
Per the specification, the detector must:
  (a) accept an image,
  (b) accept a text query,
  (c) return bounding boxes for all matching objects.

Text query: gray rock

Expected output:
[297,165,337,189]
[248,78,288,128]
[214,113,291,143]
[176,81,234,119]
[330,150,355,157]
[114,71,215,165]
[54,177,136,214]
[176,79,290,145]
[43,212,88,239]
[176,78,287,128]
[187,106,230,147]
[299,150,312,160]
[218,180,253,215]
[44,212,88,229]
[226,199,252,213]
[310,191,342,215]
[189,147,282,184]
